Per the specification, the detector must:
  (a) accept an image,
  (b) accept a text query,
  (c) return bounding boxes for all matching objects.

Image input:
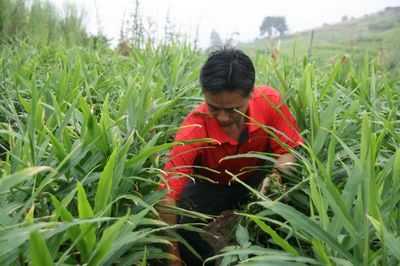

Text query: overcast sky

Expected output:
[54,0,399,47]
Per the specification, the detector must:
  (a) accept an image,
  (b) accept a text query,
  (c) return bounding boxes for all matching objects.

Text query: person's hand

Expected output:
[169,242,182,266]
[259,170,286,198]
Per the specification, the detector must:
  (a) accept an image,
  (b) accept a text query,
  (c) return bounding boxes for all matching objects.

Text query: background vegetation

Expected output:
[0,0,91,46]
[242,7,400,76]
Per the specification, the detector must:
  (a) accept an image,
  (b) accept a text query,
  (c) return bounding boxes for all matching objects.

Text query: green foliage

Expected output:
[0,41,202,264]
[0,16,399,265]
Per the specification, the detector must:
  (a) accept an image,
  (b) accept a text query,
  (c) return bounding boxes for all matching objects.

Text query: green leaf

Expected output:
[0,166,52,194]
[248,215,299,256]
[77,182,96,256]
[139,246,148,266]
[44,126,67,161]
[30,231,54,266]
[51,195,89,259]
[126,142,177,171]
[311,239,333,266]
[88,216,128,266]
[255,200,354,262]
[369,216,400,260]
[25,205,35,224]
[94,147,118,214]
[393,149,400,192]
[312,95,337,155]
[236,224,251,248]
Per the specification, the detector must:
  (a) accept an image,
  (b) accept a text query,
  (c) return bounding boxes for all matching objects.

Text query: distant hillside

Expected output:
[241,6,400,70]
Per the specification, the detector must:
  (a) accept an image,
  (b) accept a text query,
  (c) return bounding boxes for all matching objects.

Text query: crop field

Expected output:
[0,39,399,266]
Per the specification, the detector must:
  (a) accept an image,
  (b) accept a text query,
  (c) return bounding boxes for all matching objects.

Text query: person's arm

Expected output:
[268,90,303,172]
[157,196,182,266]
[274,152,296,175]
[158,115,207,266]
[262,90,303,194]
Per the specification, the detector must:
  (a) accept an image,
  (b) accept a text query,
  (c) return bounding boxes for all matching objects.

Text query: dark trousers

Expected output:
[176,173,264,266]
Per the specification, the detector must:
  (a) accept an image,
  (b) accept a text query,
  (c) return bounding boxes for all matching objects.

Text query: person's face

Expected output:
[203,90,250,128]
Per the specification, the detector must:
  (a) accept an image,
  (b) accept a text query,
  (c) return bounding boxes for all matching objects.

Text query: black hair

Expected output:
[200,48,255,97]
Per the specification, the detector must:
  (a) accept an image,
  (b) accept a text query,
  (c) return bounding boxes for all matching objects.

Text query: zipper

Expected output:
[235,129,249,154]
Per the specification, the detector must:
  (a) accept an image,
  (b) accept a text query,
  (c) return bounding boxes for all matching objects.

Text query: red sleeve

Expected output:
[268,93,303,154]
[161,114,207,200]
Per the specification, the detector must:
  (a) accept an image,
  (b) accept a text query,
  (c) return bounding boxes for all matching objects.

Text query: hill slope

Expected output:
[241,6,400,69]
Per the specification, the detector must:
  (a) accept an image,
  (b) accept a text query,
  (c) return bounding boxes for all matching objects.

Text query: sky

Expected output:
[53,0,400,48]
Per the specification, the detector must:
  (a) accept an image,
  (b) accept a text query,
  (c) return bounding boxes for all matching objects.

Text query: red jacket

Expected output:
[162,86,303,200]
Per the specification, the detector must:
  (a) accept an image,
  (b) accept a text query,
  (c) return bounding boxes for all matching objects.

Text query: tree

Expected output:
[260,16,288,37]
[260,16,274,37]
[274,17,288,36]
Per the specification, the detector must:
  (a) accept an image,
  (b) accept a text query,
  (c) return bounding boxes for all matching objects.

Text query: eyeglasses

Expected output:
[207,104,245,115]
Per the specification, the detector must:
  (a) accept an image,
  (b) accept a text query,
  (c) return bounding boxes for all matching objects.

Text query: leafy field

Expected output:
[0,42,203,265]
[0,39,399,266]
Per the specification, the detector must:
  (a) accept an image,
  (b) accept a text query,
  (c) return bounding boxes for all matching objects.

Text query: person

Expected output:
[158,48,303,266]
